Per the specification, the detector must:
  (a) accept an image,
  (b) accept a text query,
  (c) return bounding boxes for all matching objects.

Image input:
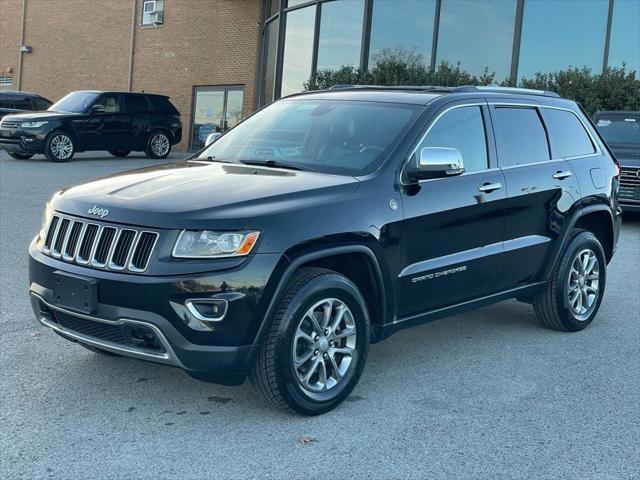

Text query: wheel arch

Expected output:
[253,242,390,349]
[544,204,616,280]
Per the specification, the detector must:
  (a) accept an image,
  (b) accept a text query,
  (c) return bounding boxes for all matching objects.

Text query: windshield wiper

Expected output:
[199,156,240,164]
[239,159,316,172]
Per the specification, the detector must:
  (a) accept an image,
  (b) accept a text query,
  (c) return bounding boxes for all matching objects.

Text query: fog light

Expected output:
[185,299,228,322]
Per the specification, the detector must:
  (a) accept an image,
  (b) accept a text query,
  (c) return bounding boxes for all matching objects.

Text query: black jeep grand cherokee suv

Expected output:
[0,90,181,161]
[29,86,621,415]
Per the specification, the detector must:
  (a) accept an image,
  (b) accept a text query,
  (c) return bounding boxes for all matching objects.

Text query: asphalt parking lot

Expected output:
[1,150,639,480]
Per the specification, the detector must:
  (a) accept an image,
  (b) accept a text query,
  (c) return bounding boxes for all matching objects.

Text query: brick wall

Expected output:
[0,0,23,87]
[1,0,263,151]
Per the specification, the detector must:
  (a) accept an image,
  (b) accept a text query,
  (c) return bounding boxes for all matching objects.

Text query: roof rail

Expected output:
[327,84,456,92]
[452,86,561,98]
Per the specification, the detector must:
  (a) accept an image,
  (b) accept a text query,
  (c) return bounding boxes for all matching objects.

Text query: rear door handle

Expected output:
[553,170,573,180]
[478,182,502,193]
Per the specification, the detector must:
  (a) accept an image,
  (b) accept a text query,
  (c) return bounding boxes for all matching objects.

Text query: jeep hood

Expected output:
[52,161,360,229]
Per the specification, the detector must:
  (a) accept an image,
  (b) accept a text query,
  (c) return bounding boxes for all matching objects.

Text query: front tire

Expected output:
[145,131,171,159]
[44,131,75,162]
[109,149,131,157]
[250,267,370,415]
[533,230,607,331]
[8,152,34,160]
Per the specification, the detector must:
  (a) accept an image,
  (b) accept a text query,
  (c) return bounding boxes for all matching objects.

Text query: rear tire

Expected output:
[44,131,75,162]
[109,149,131,157]
[8,152,34,160]
[250,267,370,415]
[144,131,171,159]
[533,230,606,331]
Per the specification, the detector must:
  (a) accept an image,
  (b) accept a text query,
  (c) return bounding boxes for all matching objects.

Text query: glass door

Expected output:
[190,86,244,151]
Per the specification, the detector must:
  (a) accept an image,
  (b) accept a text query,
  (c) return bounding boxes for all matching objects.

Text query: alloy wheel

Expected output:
[567,248,600,321]
[50,134,73,160]
[150,133,170,156]
[292,298,357,394]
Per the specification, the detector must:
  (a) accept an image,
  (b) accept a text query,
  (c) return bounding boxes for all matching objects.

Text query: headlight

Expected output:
[172,230,260,258]
[21,121,48,128]
[38,200,55,246]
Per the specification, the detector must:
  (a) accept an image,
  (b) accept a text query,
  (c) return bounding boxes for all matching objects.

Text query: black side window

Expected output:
[540,108,595,158]
[33,97,52,111]
[494,107,550,167]
[14,97,32,110]
[0,97,9,109]
[416,105,488,172]
[125,94,150,113]
[93,94,121,113]
[148,95,178,114]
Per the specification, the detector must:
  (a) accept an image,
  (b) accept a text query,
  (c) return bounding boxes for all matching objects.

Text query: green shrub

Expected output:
[305,50,639,115]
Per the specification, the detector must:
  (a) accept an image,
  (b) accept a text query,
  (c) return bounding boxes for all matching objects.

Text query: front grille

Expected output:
[620,167,640,203]
[0,118,21,129]
[42,213,159,273]
[49,310,165,353]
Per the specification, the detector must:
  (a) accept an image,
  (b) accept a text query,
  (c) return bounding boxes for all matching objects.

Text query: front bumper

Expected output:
[29,242,285,385]
[0,129,46,154]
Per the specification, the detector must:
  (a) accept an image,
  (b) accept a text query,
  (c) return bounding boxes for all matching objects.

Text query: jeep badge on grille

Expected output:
[88,205,109,218]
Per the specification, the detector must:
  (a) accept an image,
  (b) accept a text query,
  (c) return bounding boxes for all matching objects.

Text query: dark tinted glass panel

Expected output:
[50,92,100,113]
[518,0,608,79]
[369,0,435,67]
[437,0,516,82]
[494,108,550,166]
[126,94,150,112]
[417,106,488,172]
[281,6,316,96]
[608,0,640,73]
[34,97,52,110]
[261,19,279,105]
[13,97,32,110]
[541,108,594,158]
[148,96,178,113]
[198,99,420,176]
[316,0,364,71]
[595,113,640,145]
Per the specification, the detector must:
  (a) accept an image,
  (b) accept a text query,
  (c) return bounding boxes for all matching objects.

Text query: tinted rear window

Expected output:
[126,94,150,112]
[33,97,52,110]
[541,108,594,158]
[494,107,550,167]
[148,95,178,114]
[595,113,640,145]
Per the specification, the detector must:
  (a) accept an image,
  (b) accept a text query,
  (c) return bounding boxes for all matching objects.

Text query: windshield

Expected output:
[49,92,100,113]
[595,113,640,145]
[197,99,421,175]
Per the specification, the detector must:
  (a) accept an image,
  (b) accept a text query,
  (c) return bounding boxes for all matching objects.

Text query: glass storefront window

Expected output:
[436,0,516,82]
[261,19,279,104]
[316,0,364,71]
[287,0,310,8]
[608,0,640,73]
[281,5,316,96]
[368,0,436,67]
[518,0,608,79]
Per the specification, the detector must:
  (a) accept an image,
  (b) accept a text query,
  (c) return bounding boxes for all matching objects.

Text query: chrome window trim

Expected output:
[32,293,182,367]
[489,101,602,160]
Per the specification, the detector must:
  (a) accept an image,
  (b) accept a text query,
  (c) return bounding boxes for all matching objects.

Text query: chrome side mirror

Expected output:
[409,147,465,180]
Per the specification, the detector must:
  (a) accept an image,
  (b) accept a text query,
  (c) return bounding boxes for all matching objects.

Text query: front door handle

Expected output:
[553,170,573,180]
[478,182,502,193]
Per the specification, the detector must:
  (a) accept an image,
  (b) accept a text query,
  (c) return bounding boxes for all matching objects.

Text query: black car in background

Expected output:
[0,90,52,120]
[593,111,640,211]
[29,86,621,415]
[0,91,182,161]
